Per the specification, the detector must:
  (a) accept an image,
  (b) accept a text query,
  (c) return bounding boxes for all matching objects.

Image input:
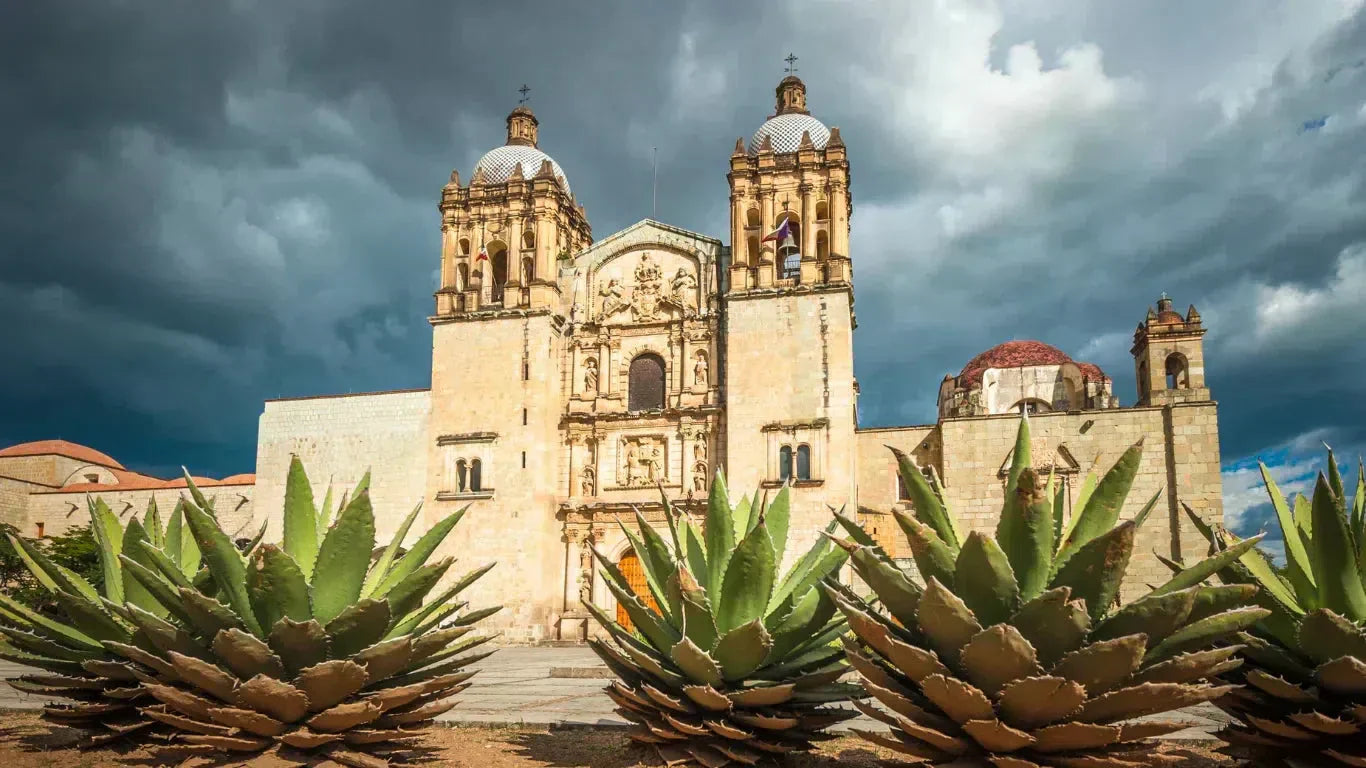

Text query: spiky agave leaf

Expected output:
[584,477,858,767]
[1186,447,1366,766]
[7,459,498,765]
[832,415,1265,767]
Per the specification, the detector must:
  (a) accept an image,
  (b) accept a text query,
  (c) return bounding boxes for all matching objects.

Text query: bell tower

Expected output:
[1131,293,1211,405]
[722,62,857,566]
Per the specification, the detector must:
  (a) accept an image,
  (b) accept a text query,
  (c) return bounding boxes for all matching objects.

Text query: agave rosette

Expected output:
[2,457,498,768]
[1180,448,1366,766]
[828,414,1270,767]
[584,475,861,767]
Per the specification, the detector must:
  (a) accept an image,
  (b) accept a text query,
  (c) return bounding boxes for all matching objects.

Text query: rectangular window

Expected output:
[522,408,528,425]
[522,451,527,469]
[523,363,529,380]
[896,473,910,501]
[35,522,45,538]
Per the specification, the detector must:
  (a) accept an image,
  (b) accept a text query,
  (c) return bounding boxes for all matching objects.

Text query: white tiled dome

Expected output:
[748,113,831,154]
[473,145,570,194]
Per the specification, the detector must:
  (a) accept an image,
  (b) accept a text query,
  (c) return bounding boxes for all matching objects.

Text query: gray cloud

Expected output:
[0,0,1362,491]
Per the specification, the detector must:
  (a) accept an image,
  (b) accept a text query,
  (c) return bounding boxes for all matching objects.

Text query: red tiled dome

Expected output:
[957,340,1109,387]
[219,473,256,485]
[0,439,126,470]
[1155,310,1184,324]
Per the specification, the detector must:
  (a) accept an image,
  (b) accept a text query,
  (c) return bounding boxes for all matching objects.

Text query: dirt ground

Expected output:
[0,710,1240,767]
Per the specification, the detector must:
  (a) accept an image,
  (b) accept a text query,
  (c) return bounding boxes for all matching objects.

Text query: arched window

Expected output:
[469,459,482,492]
[521,255,535,285]
[815,200,829,221]
[459,238,471,256]
[522,230,536,250]
[778,445,793,482]
[747,236,761,267]
[777,215,801,280]
[896,473,910,501]
[456,263,469,292]
[816,230,829,260]
[1013,398,1051,415]
[456,459,468,492]
[489,242,509,302]
[796,444,811,481]
[1165,353,1189,389]
[628,353,666,411]
[746,208,761,227]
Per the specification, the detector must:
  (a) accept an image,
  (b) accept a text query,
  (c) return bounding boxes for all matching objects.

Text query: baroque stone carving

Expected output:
[619,436,665,487]
[693,351,709,386]
[599,279,629,317]
[693,462,707,493]
[580,466,595,497]
[629,253,665,321]
[597,252,700,323]
[583,357,598,393]
[670,268,698,317]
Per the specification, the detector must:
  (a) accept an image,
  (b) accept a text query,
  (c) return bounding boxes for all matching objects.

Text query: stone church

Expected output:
[2,75,1224,643]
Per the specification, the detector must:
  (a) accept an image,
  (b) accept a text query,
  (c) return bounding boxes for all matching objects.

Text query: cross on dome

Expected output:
[518,84,530,104]
[784,53,798,74]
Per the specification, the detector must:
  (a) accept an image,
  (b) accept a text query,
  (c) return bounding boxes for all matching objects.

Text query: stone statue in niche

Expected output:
[578,532,594,604]
[583,357,598,393]
[693,351,708,387]
[694,442,706,462]
[693,462,707,493]
[580,466,595,497]
[621,436,665,487]
[647,445,663,483]
[624,442,642,486]
[670,268,698,317]
[599,279,629,318]
[629,253,664,321]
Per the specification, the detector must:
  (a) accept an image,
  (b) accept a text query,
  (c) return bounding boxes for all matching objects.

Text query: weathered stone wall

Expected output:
[853,424,938,556]
[428,313,564,644]
[724,287,858,571]
[862,405,1223,599]
[255,389,430,543]
[24,483,256,539]
[0,475,47,532]
[0,455,89,487]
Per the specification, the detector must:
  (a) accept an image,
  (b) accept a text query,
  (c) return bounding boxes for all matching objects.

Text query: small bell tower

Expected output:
[1131,293,1211,405]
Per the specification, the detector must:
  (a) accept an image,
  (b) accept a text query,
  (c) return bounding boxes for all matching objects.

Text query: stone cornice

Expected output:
[428,308,561,326]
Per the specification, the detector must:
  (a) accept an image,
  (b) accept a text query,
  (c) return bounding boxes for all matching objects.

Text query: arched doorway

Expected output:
[615,550,659,631]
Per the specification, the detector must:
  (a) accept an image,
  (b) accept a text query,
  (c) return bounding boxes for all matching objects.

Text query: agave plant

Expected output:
[2,457,498,768]
[1179,449,1366,766]
[584,477,861,767]
[828,414,1271,767]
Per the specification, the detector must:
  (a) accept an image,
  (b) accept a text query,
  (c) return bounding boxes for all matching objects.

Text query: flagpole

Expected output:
[651,146,658,221]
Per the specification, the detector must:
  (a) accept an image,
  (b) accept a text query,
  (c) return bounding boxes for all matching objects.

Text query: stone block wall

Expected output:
[255,389,431,543]
[23,483,256,539]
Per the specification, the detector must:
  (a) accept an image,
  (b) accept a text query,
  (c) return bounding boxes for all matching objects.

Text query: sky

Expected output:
[2,0,1364,547]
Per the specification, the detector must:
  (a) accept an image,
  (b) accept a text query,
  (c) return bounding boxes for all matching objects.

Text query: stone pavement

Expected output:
[0,647,1231,738]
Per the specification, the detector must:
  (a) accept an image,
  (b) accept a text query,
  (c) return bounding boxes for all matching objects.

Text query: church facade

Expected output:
[3,75,1225,643]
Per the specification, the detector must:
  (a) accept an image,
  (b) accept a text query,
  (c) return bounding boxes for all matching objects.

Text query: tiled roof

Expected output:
[957,340,1110,387]
[0,440,126,469]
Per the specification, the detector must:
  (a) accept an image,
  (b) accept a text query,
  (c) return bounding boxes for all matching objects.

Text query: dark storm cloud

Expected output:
[1,0,1363,526]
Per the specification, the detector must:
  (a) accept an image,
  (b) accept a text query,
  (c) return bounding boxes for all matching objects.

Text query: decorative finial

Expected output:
[518,84,531,104]
[1160,291,1169,301]
[784,53,798,75]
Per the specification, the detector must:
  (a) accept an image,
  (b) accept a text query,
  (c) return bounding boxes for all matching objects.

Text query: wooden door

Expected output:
[616,551,659,631]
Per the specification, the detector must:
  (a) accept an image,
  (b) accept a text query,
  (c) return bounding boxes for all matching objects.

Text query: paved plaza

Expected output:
[0,646,1231,738]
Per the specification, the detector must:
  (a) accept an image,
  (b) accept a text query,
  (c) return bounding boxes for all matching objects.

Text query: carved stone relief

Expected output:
[618,435,666,487]
[693,351,709,387]
[583,357,598,393]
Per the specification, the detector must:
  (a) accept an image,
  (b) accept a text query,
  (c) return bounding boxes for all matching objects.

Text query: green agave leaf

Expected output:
[1054,439,1143,570]
[387,562,494,639]
[1131,488,1162,529]
[1063,464,1101,545]
[1259,462,1316,602]
[411,599,467,639]
[317,482,336,531]
[180,487,262,637]
[670,636,724,686]
[996,466,1055,601]
[953,531,1020,627]
[1297,608,1366,665]
[163,500,184,571]
[1003,411,1031,493]
[715,519,776,635]
[1048,521,1136,623]
[310,490,376,625]
[1353,459,1365,573]
[117,554,193,626]
[171,499,201,577]
[353,469,372,497]
[0,625,97,662]
[1151,534,1266,597]
[713,619,772,681]
[892,507,956,589]
[0,594,103,652]
[679,517,708,591]
[324,597,392,659]
[1144,606,1270,663]
[1326,446,1346,504]
[268,618,329,675]
[88,497,125,604]
[143,497,164,550]
[1091,587,1196,645]
[135,540,195,591]
[179,587,247,639]
[625,508,678,624]
[6,533,94,598]
[770,519,840,615]
[767,587,838,663]
[680,588,718,652]
[1187,584,1259,622]
[703,469,735,607]
[181,466,215,514]
[842,541,919,628]
[282,455,320,580]
[733,493,753,538]
[120,518,164,617]
[1051,469,1067,546]
[1309,473,1366,621]
[385,556,454,621]
[241,518,269,558]
[360,502,422,599]
[1293,492,1314,552]
[765,487,792,569]
[368,505,464,600]
[890,445,959,551]
[602,574,680,652]
[449,604,501,627]
[247,544,313,631]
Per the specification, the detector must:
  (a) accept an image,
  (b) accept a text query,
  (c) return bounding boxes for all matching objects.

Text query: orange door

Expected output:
[616,551,659,631]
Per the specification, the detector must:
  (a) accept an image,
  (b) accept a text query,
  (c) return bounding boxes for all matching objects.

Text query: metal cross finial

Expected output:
[518,84,531,104]
[784,53,798,74]
[780,195,791,211]
[1160,291,1169,301]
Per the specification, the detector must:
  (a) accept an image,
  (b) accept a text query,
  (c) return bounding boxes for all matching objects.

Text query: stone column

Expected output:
[759,189,775,286]
[506,218,524,288]
[832,182,849,259]
[730,193,745,265]
[800,183,816,259]
[537,213,554,284]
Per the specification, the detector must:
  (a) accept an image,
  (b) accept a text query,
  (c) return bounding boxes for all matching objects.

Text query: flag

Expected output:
[762,216,793,246]
[475,246,489,262]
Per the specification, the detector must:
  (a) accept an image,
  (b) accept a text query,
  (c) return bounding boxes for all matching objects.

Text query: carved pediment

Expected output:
[997,441,1082,478]
[594,250,700,324]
